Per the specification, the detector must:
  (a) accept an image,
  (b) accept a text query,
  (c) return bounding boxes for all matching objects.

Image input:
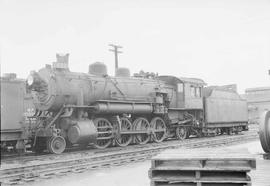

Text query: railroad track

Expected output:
[1,125,259,164]
[0,131,258,186]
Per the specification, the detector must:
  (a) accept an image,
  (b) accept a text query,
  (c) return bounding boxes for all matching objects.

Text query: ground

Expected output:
[25,139,269,186]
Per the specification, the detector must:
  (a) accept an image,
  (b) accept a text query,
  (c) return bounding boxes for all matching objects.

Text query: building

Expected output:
[245,87,270,124]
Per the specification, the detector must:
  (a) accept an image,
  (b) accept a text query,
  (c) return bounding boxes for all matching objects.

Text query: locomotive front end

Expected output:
[27,54,88,111]
[27,68,58,111]
[27,54,98,154]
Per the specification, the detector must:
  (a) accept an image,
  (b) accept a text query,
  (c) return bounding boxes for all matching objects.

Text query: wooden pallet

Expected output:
[149,148,256,186]
[150,181,251,186]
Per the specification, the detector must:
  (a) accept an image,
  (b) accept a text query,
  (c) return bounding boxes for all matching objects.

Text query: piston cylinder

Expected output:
[67,119,98,144]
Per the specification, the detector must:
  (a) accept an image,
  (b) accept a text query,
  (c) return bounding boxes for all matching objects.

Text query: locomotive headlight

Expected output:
[27,75,34,86]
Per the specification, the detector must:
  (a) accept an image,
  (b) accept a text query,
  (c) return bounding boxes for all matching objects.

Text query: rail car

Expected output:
[23,54,248,154]
[0,73,35,152]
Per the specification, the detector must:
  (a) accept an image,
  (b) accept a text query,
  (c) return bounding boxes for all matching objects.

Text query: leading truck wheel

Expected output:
[93,118,113,149]
[176,127,187,140]
[150,117,167,143]
[48,136,66,154]
[259,111,270,153]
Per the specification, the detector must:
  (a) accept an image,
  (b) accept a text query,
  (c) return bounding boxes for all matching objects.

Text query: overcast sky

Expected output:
[1,0,269,93]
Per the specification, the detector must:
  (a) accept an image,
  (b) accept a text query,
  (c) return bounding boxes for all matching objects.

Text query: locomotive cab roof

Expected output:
[158,75,206,86]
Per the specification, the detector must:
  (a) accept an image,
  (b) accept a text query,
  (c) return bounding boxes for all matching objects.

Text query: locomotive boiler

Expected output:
[27,54,248,154]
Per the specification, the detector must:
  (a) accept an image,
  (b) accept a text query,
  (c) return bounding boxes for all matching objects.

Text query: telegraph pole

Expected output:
[109,44,123,75]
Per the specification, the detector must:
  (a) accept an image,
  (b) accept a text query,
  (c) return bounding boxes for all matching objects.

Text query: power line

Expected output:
[109,44,123,75]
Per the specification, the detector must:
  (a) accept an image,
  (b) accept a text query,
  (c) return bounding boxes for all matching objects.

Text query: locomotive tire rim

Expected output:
[150,117,167,143]
[116,118,133,147]
[133,117,150,145]
[259,110,270,153]
[93,118,113,149]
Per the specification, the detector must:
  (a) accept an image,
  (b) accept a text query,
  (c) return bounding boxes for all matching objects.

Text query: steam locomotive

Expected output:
[25,54,248,154]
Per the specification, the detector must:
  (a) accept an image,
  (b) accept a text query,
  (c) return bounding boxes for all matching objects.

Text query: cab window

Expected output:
[177,83,184,92]
[196,87,201,97]
[191,86,201,98]
[191,86,196,97]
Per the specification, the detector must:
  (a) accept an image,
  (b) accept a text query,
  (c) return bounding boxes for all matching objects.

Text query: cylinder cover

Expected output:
[67,119,98,144]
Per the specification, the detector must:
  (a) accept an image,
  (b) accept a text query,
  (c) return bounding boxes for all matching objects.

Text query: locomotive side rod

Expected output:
[97,130,152,135]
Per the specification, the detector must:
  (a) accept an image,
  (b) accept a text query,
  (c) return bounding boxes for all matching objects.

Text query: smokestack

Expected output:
[53,53,70,70]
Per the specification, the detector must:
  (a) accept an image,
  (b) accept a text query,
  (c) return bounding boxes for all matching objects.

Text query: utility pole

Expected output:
[109,44,123,75]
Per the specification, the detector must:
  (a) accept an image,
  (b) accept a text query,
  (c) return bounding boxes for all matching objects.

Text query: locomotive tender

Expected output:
[26,54,248,154]
[1,74,35,152]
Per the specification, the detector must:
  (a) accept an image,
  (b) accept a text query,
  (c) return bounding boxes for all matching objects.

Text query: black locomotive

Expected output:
[5,54,248,154]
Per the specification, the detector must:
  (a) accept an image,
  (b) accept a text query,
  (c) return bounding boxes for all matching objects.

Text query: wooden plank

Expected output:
[152,154,256,161]
[151,181,247,186]
[153,148,255,162]
[152,156,256,161]
[150,166,252,172]
[151,159,255,170]
[150,170,250,183]
[151,177,251,183]
[195,171,200,180]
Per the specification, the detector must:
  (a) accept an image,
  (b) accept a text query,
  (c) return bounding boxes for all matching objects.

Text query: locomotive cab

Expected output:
[158,76,205,110]
[158,76,206,139]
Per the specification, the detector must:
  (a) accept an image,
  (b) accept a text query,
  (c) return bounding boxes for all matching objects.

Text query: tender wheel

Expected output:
[133,117,150,144]
[150,117,167,143]
[116,118,133,147]
[176,127,188,140]
[48,136,66,154]
[93,118,113,149]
